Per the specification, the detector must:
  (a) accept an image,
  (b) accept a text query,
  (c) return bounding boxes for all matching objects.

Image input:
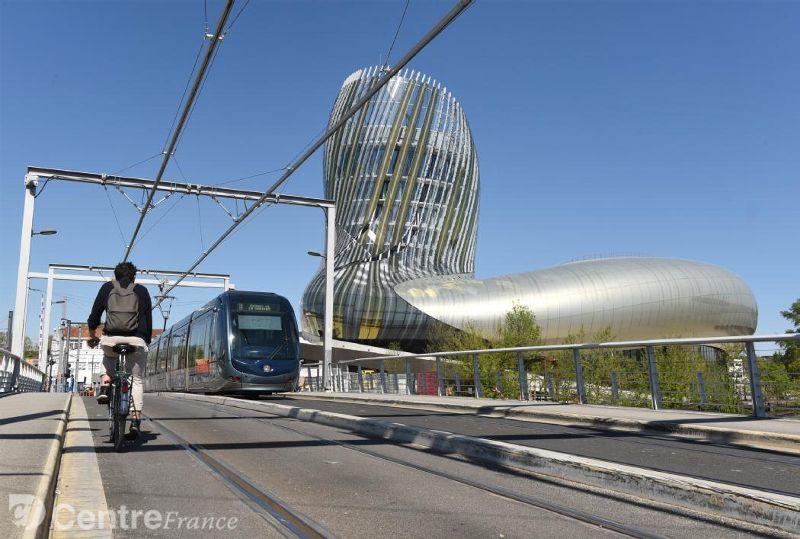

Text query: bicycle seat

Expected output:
[112,343,136,355]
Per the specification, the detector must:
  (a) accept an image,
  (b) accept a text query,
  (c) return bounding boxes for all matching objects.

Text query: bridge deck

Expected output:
[0,393,70,537]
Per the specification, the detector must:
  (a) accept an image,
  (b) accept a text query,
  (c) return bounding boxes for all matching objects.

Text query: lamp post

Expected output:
[308,235,335,392]
[11,175,58,357]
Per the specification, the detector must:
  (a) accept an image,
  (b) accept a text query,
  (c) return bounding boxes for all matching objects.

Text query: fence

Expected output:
[1,347,47,394]
[304,333,800,419]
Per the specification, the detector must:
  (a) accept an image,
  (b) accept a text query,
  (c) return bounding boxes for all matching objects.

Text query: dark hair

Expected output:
[114,262,137,283]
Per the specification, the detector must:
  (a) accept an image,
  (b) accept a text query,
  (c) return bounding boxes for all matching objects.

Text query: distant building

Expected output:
[302,67,757,350]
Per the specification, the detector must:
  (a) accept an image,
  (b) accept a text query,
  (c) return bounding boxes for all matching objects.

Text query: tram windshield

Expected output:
[230,299,297,360]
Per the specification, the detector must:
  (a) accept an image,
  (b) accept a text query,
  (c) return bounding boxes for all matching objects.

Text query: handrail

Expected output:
[0,346,47,393]
[340,333,800,364]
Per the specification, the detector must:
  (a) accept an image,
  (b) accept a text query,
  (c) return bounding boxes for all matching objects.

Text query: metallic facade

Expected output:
[303,67,758,348]
[303,67,479,346]
[395,257,758,344]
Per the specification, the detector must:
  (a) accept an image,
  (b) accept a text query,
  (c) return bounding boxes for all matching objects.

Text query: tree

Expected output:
[779,299,800,376]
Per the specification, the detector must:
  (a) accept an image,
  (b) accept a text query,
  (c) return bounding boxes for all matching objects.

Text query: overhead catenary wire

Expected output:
[384,0,411,68]
[123,0,236,262]
[153,0,475,309]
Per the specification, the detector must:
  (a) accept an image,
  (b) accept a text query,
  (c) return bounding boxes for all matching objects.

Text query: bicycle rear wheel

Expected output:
[113,412,126,452]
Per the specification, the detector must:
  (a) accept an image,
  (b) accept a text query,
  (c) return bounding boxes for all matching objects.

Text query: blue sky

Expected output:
[1,0,798,347]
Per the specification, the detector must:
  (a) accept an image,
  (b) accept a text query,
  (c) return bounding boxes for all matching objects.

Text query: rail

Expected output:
[0,347,47,394]
[323,333,800,418]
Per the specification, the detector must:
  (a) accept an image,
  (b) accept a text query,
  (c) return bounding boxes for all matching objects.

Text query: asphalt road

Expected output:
[81,395,768,538]
[275,396,800,497]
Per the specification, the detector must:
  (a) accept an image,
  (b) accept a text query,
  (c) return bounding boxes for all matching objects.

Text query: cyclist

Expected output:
[87,262,152,438]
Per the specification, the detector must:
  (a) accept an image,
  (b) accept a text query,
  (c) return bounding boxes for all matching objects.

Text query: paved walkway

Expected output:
[0,392,71,538]
[293,391,800,453]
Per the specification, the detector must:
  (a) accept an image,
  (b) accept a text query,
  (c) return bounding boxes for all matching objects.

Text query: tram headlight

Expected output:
[262,364,273,373]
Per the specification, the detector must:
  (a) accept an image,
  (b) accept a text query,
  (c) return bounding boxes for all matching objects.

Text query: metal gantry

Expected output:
[12,167,336,390]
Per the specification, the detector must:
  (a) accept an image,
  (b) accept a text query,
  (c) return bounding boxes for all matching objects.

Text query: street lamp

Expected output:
[32,229,58,236]
[307,251,325,259]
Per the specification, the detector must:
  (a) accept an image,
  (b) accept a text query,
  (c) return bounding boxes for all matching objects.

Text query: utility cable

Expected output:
[384,0,411,68]
[103,185,128,247]
[213,167,286,186]
[110,152,163,177]
[153,0,475,309]
[224,0,251,33]
[123,0,236,262]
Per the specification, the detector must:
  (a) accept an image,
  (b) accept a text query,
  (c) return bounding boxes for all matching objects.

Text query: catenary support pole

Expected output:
[745,342,766,418]
[38,268,54,369]
[12,175,37,357]
[645,345,662,410]
[573,349,587,404]
[323,206,336,391]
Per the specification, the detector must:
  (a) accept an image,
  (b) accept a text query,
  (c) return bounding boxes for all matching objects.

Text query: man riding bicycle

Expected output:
[87,262,152,438]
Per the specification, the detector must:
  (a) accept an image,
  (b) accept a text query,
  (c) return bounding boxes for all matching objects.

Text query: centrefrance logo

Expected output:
[9,494,239,531]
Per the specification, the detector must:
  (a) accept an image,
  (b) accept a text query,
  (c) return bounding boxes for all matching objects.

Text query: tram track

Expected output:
[173,397,665,539]
[144,413,337,539]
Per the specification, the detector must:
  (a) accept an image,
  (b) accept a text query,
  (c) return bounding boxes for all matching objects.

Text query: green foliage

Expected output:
[778,299,800,376]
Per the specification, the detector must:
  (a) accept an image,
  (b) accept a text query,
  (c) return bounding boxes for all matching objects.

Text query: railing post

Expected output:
[572,349,587,404]
[517,351,528,401]
[9,354,20,393]
[545,371,555,400]
[472,353,483,398]
[455,369,462,395]
[380,360,387,394]
[404,358,413,395]
[697,371,706,408]
[306,366,313,391]
[435,356,443,396]
[611,371,619,402]
[358,365,364,393]
[745,342,766,418]
[645,345,662,410]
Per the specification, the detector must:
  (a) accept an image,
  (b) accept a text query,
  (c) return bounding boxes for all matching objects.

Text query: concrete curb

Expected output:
[22,393,71,539]
[289,392,800,455]
[161,392,800,535]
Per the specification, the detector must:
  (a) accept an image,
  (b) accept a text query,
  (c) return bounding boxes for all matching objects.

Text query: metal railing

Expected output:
[0,347,47,394]
[322,333,800,418]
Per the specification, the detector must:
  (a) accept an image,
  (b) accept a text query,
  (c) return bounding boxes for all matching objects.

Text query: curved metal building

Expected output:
[303,66,480,346]
[395,257,757,344]
[302,67,758,348]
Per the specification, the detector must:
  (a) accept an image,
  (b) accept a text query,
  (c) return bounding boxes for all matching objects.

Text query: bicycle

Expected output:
[94,340,138,452]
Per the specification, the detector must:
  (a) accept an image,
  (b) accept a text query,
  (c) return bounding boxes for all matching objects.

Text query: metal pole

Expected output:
[516,351,528,401]
[358,365,364,393]
[611,371,619,402]
[306,365,312,391]
[745,342,766,418]
[435,356,443,396]
[380,360,387,394]
[404,358,412,395]
[573,349,587,404]
[472,353,483,398]
[6,311,12,351]
[73,324,80,394]
[697,371,706,408]
[12,175,37,357]
[546,371,555,400]
[455,369,462,395]
[645,345,662,410]
[124,0,236,261]
[38,268,54,370]
[323,206,336,391]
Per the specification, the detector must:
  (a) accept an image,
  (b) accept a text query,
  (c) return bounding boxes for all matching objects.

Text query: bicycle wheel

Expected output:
[107,385,116,438]
[113,411,126,452]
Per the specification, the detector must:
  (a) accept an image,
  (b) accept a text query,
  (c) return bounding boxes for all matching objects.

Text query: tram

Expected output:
[144,291,300,394]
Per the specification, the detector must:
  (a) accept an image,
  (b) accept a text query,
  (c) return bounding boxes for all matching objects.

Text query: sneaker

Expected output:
[127,419,141,439]
[96,385,110,405]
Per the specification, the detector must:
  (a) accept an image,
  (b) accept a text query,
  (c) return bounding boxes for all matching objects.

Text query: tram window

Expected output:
[188,314,212,369]
[158,333,171,372]
[231,306,295,359]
